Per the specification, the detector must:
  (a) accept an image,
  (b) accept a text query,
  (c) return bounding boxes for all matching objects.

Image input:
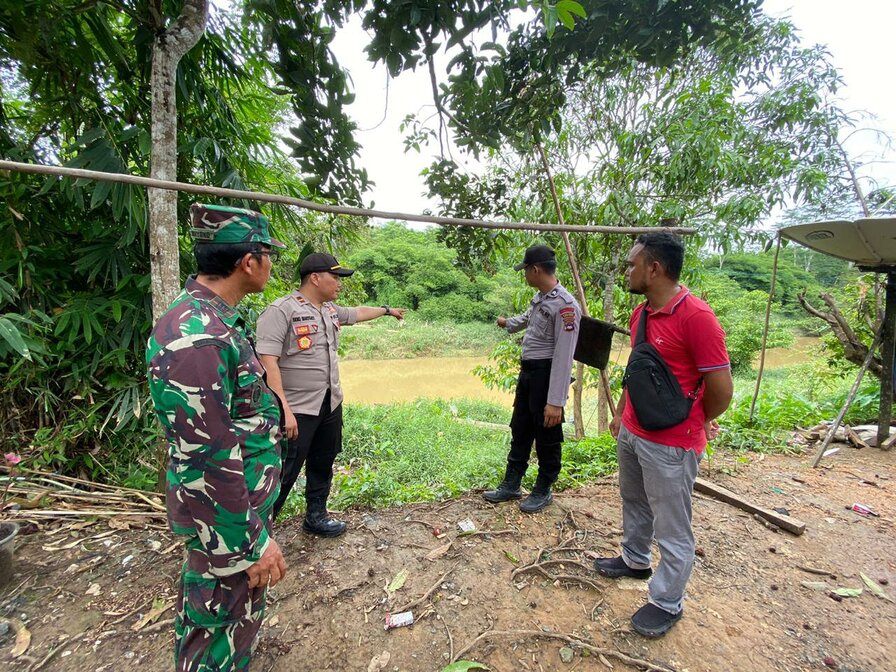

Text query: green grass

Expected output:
[338,315,504,360]
[280,359,884,514]
[712,363,883,453]
[273,398,619,515]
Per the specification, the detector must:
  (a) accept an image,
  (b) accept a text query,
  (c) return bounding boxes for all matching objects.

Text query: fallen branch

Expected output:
[797,565,836,577]
[393,562,460,613]
[0,470,166,520]
[27,635,70,672]
[457,529,518,539]
[511,558,595,582]
[452,629,677,672]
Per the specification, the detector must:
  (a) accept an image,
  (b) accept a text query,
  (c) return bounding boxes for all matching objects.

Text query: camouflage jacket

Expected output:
[147,276,282,578]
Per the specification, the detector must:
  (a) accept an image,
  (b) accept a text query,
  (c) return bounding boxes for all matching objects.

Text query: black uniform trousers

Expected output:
[272,390,342,518]
[507,358,564,484]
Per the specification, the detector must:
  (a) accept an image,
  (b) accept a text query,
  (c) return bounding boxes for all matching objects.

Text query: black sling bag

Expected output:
[622,305,702,431]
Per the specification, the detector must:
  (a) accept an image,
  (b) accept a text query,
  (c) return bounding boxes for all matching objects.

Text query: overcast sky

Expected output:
[330,1,896,215]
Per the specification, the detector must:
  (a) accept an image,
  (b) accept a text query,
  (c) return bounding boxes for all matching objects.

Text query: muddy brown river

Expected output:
[340,337,822,405]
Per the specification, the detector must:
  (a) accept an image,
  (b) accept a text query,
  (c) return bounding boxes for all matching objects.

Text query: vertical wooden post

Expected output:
[749,234,782,424]
[878,271,896,449]
[535,142,589,439]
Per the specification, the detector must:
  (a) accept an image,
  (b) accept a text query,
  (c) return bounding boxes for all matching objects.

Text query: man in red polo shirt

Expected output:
[594,231,733,638]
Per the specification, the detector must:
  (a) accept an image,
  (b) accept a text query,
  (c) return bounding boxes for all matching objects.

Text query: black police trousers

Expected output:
[507,359,564,484]
[272,390,342,518]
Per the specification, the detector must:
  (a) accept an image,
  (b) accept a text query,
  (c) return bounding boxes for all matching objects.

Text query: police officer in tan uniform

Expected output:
[256,253,405,536]
[484,245,581,512]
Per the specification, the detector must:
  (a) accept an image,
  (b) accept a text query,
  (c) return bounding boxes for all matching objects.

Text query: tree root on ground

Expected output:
[451,629,677,672]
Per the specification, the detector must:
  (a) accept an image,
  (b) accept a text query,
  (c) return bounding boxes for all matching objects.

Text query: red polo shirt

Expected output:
[621,286,730,453]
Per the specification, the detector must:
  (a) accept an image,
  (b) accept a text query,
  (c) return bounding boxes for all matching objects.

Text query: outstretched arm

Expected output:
[354,306,407,323]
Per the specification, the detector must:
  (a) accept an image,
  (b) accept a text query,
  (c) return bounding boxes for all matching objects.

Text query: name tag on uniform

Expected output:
[291,315,316,323]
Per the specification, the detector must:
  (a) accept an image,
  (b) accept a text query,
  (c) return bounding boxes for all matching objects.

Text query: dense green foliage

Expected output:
[346,223,520,322]
[693,273,793,371]
[0,3,368,479]
[706,248,853,315]
[0,2,886,499]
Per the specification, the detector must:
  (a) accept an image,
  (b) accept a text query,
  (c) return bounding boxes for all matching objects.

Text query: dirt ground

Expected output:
[1,442,894,672]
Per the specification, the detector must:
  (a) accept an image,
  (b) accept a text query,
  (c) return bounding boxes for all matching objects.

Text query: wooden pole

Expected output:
[535,142,592,439]
[0,160,697,237]
[877,271,896,449]
[749,234,782,423]
[812,328,882,467]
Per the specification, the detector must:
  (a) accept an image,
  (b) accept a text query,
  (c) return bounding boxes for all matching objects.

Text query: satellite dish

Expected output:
[779,218,896,269]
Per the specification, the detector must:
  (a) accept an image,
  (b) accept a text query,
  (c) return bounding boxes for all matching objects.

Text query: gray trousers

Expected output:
[617,425,701,614]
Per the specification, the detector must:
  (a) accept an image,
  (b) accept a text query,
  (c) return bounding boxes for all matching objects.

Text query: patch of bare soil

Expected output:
[1,444,894,672]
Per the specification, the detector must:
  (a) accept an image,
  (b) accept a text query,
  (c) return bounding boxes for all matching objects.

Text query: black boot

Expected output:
[303,497,346,537]
[483,465,525,503]
[519,476,553,513]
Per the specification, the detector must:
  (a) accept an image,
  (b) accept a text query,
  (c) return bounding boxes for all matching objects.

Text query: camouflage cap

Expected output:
[190,203,286,249]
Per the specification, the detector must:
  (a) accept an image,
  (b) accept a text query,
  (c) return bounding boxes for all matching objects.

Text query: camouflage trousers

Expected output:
[174,551,267,671]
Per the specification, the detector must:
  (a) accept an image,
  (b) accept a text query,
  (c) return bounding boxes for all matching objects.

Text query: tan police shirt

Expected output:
[255,291,357,415]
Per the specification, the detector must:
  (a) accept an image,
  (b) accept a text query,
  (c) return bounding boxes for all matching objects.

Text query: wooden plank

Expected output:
[694,477,806,536]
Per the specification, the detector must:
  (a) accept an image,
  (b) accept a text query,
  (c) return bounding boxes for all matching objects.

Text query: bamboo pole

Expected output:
[535,143,591,438]
[0,160,697,236]
[748,234,782,423]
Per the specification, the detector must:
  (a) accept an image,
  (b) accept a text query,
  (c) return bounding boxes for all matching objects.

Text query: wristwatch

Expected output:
[381,305,392,317]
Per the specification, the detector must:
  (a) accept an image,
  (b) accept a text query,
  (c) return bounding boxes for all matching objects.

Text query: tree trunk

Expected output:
[148,1,209,490]
[148,0,209,323]
[798,291,883,378]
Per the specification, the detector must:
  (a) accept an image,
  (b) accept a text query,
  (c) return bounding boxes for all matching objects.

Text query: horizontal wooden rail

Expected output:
[0,160,696,236]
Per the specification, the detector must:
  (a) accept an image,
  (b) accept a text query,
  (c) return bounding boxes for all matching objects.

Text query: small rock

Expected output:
[529,602,537,609]
[768,546,776,553]
[0,622,9,636]
[559,647,574,663]
[828,592,843,602]
[823,655,836,668]
[879,578,889,586]
[695,547,705,558]
[770,584,779,591]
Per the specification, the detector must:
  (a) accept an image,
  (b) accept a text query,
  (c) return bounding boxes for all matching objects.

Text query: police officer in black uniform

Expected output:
[484,245,581,512]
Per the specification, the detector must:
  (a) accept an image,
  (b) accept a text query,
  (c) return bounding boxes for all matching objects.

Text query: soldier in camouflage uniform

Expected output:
[484,245,581,513]
[147,203,288,671]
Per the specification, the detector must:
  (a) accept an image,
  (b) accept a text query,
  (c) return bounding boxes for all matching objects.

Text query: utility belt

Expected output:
[520,358,552,372]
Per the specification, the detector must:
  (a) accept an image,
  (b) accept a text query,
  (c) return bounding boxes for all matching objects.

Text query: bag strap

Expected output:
[688,377,704,400]
[634,305,649,346]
